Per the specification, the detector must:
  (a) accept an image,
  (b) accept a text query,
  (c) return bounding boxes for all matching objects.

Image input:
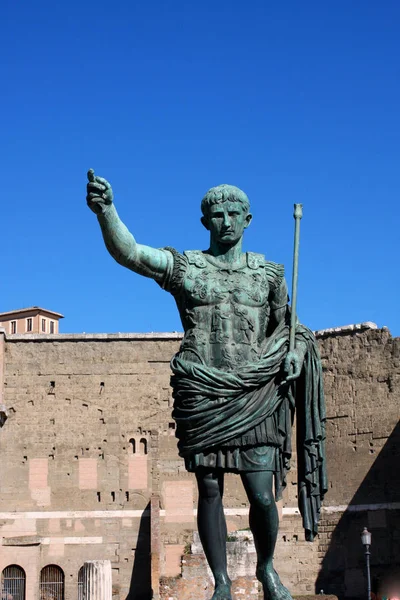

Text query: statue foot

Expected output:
[257,566,293,600]
[210,582,233,600]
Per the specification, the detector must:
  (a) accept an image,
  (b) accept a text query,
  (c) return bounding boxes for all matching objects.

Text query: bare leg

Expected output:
[196,469,232,600]
[241,471,292,600]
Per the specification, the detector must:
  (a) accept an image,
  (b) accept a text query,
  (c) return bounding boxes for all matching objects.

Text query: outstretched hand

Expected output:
[86,169,114,215]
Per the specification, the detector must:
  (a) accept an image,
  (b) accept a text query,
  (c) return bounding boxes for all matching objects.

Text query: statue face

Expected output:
[204,201,252,244]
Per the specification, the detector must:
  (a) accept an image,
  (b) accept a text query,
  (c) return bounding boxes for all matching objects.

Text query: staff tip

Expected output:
[293,204,303,219]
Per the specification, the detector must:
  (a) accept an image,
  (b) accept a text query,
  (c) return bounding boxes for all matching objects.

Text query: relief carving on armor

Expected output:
[234,306,255,344]
[192,277,208,300]
[219,346,235,370]
[211,305,231,343]
[183,308,208,343]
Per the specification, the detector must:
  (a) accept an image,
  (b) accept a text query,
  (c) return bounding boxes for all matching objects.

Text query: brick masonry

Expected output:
[0,325,399,599]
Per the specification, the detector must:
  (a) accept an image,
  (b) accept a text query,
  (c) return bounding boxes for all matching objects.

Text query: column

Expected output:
[82,560,112,600]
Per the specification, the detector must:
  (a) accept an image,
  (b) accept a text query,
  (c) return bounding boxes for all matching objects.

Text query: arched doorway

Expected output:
[1,565,26,600]
[39,565,65,600]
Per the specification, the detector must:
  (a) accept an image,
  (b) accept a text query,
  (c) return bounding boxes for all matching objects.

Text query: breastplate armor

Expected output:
[175,251,274,370]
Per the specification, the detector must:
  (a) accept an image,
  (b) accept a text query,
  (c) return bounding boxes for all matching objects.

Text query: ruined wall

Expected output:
[0,332,179,600]
[0,325,399,599]
[316,326,400,598]
[320,325,399,502]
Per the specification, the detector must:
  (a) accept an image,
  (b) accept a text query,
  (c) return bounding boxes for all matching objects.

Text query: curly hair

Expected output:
[201,184,250,217]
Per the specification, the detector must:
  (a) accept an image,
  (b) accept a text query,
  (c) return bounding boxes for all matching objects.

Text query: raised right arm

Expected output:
[87,170,172,284]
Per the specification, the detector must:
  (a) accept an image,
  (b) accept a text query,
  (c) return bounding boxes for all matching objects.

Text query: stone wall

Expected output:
[0,324,399,599]
[0,332,179,600]
[315,325,400,598]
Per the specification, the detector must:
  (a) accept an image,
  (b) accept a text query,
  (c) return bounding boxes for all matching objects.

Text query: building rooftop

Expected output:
[0,306,64,319]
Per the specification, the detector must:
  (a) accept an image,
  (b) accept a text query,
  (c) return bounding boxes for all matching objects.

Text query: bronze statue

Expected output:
[87,171,327,600]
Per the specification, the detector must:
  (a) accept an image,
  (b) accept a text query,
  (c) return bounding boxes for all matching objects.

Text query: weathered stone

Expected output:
[82,560,112,600]
[0,326,398,598]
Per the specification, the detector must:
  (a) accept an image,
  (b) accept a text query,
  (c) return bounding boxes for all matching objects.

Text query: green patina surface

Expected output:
[87,170,327,600]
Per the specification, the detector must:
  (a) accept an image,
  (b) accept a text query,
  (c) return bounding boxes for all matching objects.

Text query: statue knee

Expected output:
[250,490,274,511]
[197,474,221,502]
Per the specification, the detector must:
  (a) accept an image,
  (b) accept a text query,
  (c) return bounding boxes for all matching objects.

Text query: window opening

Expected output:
[1,565,26,600]
[140,438,148,455]
[77,567,84,600]
[40,565,65,600]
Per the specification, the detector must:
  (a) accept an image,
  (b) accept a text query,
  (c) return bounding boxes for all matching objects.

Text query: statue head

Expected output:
[201,184,250,217]
[201,184,252,244]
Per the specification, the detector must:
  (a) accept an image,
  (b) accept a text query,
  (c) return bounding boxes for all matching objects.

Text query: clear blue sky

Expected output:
[2,1,399,335]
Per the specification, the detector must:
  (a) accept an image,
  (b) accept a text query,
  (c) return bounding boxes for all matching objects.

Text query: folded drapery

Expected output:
[170,321,327,541]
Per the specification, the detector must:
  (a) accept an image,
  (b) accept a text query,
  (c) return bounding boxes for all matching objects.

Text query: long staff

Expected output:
[289,204,303,353]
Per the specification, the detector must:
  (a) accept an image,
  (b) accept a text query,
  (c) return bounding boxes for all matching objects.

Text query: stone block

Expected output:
[128,455,148,490]
[164,544,185,577]
[163,480,194,523]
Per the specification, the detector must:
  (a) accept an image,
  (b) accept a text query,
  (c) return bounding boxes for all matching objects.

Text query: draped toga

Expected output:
[158,247,327,541]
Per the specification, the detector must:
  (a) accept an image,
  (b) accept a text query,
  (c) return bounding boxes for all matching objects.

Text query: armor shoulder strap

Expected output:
[184,250,208,268]
[246,252,266,270]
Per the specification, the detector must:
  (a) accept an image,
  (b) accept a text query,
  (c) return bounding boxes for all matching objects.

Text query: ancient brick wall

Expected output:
[0,332,180,600]
[315,325,400,598]
[0,325,399,599]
